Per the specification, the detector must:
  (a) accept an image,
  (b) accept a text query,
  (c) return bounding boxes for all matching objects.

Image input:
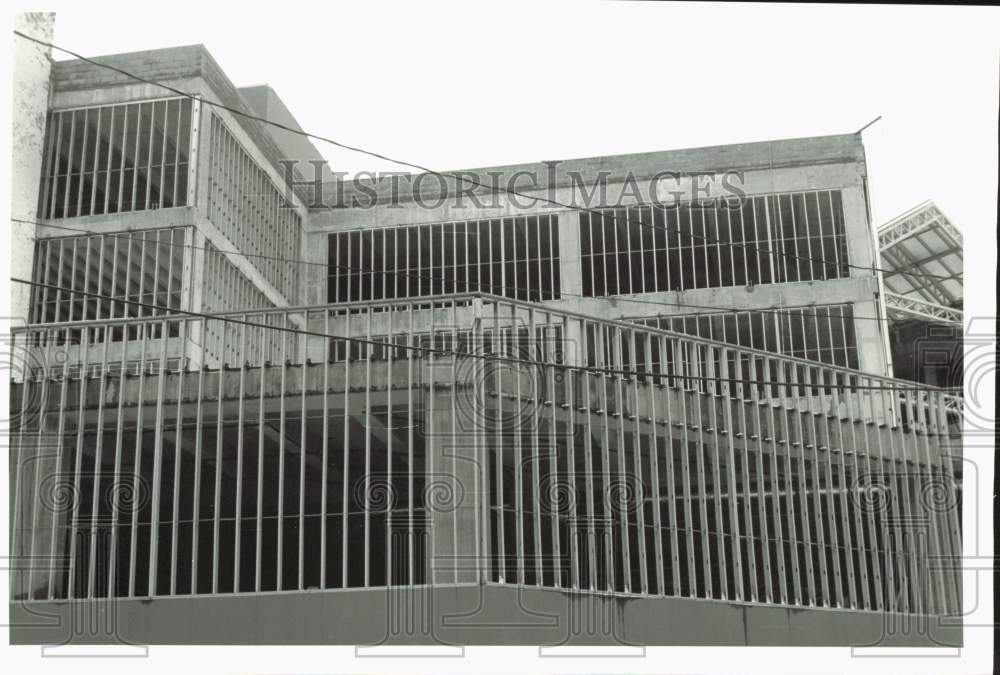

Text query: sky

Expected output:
[42,2,999,237]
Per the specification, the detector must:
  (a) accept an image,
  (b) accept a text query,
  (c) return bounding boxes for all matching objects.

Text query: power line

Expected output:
[11,216,913,325]
[10,276,960,393]
[13,30,963,285]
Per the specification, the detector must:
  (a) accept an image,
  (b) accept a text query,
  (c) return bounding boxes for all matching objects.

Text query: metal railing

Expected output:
[8,292,962,616]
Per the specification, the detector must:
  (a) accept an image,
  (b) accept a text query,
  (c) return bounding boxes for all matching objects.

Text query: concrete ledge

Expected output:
[9,584,962,646]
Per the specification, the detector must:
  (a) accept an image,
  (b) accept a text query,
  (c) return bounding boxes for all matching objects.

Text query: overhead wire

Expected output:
[11,276,961,393]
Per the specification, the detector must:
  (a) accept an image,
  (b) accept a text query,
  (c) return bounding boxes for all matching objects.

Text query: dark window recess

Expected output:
[580,190,850,297]
[38,98,192,219]
[327,215,561,303]
[634,304,859,370]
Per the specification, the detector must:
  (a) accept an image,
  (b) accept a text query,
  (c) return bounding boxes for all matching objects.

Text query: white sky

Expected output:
[44,1,999,235]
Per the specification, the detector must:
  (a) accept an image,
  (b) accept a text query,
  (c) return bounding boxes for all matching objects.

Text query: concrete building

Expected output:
[8,42,962,646]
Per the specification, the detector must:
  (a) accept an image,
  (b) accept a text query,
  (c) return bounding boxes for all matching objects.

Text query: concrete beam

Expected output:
[9,583,962,646]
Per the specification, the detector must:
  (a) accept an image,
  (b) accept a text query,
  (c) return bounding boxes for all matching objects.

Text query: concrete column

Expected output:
[300,228,328,306]
[557,210,582,298]
[853,298,891,377]
[841,181,892,377]
[841,182,877,274]
[11,13,54,323]
[556,210,586,368]
[426,381,482,586]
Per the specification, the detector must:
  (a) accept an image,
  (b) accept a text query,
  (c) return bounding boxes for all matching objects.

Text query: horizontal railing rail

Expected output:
[10,291,960,393]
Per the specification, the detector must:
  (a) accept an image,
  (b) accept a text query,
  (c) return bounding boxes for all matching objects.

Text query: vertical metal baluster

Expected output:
[882,383,911,613]
[746,354,772,602]
[810,366,841,606]
[255,315,266,592]
[529,307,543,585]
[102,318,128,598]
[450,299,463,586]
[675,338,697,597]
[211,317,223,595]
[8,329,27,599]
[903,388,938,614]
[38,109,57,219]
[298,313,307,591]
[142,102,155,210]
[129,104,141,212]
[547,314,561,587]
[507,304,522,585]
[692,343,712,598]
[923,389,949,613]
[341,311,351,586]
[863,377,891,611]
[492,301,505,583]
[66,324,90,599]
[475,299,488,585]
[233,315,248,593]
[407,303,415,584]
[660,333,680,596]
[630,329,648,595]
[646,331,665,595]
[386,307,394,586]
[597,326,614,591]
[83,319,109,598]
[62,110,76,218]
[168,317,187,595]
[707,346,727,598]
[762,356,787,604]
[27,329,50,598]
[775,358,800,605]
[561,314,579,590]
[320,310,330,588]
[934,390,962,615]
[581,322,597,590]
[720,348,744,601]
[734,348,758,602]
[363,308,372,587]
[87,108,99,215]
[427,294,438,583]
[845,372,875,609]
[190,317,207,594]
[898,386,925,613]
[126,323,148,598]
[798,365,824,605]
[913,389,952,614]
[277,315,288,590]
[829,372,859,609]
[614,326,632,593]
[788,362,816,605]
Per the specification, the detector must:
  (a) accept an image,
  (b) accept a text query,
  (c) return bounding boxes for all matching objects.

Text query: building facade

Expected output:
[8,42,962,646]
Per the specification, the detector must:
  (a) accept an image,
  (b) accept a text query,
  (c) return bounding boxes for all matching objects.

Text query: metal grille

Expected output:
[201,242,283,368]
[580,190,850,296]
[38,98,193,219]
[206,113,302,302]
[28,228,189,351]
[328,215,561,303]
[9,293,959,616]
[632,305,859,369]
